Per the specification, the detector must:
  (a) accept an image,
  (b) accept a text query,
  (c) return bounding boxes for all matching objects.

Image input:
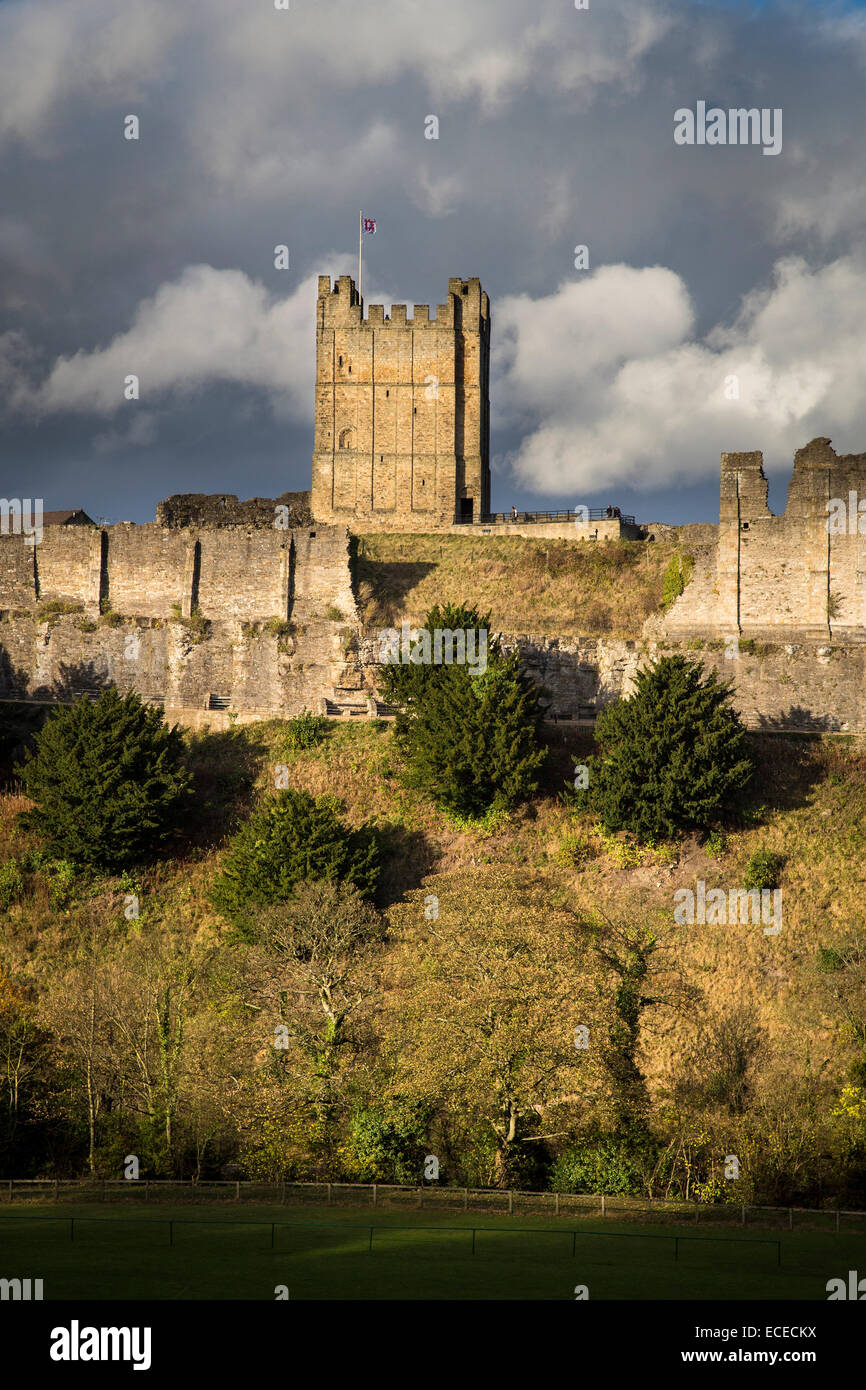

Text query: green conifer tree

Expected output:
[18,688,192,870]
[210,789,379,936]
[582,655,754,840]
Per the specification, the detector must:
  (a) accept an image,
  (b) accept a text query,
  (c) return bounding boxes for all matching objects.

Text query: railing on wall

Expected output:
[456,509,637,526]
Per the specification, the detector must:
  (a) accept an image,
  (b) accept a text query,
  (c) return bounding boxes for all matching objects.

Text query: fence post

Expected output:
[145,1179,149,1203]
[54,1179,59,1202]
[741,1204,746,1225]
[418,1186,423,1209]
[327,1183,331,1206]
[463,1188,468,1211]
[100,1179,105,1202]
[235,1181,240,1202]
[601,1194,605,1218]
[508,1190,513,1216]
[7,1179,11,1203]
[694,1203,699,1224]
[789,1207,793,1230]
[836,1209,840,1235]
[555,1192,560,1217]
[281,1182,286,1206]
[372,1184,377,1208]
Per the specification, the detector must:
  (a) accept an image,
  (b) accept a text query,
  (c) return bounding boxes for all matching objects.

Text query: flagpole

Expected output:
[358,210,363,306]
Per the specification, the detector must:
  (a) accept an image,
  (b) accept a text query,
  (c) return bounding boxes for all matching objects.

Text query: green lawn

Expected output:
[1,1203,861,1300]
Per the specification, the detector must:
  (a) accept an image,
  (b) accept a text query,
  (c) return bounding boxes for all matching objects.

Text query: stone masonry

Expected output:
[311,274,490,529]
[660,438,866,642]
[0,518,363,726]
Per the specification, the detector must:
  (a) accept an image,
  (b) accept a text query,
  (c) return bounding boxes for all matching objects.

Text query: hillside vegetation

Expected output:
[1,695,864,1205]
[354,533,685,636]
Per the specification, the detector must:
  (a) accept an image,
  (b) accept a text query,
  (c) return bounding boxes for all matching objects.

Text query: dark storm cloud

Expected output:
[1,0,866,523]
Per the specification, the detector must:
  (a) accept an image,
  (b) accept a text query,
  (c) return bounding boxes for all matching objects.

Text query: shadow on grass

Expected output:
[373,821,437,908]
[183,726,270,847]
[353,557,438,626]
[744,730,829,818]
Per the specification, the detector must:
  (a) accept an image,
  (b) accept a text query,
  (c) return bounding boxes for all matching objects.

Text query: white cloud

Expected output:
[19,265,329,420]
[9,257,408,424]
[495,255,866,496]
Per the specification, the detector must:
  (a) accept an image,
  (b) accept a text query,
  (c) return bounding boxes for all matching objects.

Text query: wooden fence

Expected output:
[3,1178,864,1232]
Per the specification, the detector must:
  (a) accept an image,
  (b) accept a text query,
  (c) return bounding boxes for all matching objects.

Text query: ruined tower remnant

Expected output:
[661,437,866,642]
[310,275,490,529]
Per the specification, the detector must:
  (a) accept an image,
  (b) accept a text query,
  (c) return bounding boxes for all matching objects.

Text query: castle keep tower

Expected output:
[311,275,490,529]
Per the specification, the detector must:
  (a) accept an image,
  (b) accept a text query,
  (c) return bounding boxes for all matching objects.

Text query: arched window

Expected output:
[338,427,354,450]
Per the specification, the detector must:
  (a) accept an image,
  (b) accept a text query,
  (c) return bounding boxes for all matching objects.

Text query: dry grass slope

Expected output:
[353,533,684,636]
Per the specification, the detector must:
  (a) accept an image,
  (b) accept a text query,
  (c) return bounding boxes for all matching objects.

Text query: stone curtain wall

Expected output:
[0,523,356,625]
[503,636,866,733]
[0,523,359,722]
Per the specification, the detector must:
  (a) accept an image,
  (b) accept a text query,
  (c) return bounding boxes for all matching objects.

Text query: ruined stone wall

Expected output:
[0,521,359,721]
[660,439,866,643]
[0,523,355,625]
[311,274,490,531]
[0,612,348,719]
[156,491,312,529]
[355,630,866,732]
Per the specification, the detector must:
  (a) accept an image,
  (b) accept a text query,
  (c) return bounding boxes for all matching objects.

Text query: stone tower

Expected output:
[311,274,490,529]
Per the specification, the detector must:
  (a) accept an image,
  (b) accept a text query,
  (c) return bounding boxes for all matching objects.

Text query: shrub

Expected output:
[661,553,694,611]
[743,848,784,892]
[264,617,294,638]
[44,858,76,909]
[555,832,593,868]
[323,604,343,621]
[581,655,754,841]
[36,600,84,619]
[281,708,329,752]
[16,688,193,871]
[210,788,379,933]
[0,858,25,910]
[346,1101,431,1184]
[705,829,728,858]
[549,1138,643,1195]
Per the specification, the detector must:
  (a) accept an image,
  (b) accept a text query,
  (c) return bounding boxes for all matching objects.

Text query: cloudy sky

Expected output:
[2,0,866,524]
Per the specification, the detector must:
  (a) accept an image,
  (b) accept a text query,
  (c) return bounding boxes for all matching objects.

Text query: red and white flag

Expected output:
[362,216,377,235]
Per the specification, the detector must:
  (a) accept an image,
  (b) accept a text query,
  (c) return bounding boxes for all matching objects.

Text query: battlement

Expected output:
[315,275,490,332]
